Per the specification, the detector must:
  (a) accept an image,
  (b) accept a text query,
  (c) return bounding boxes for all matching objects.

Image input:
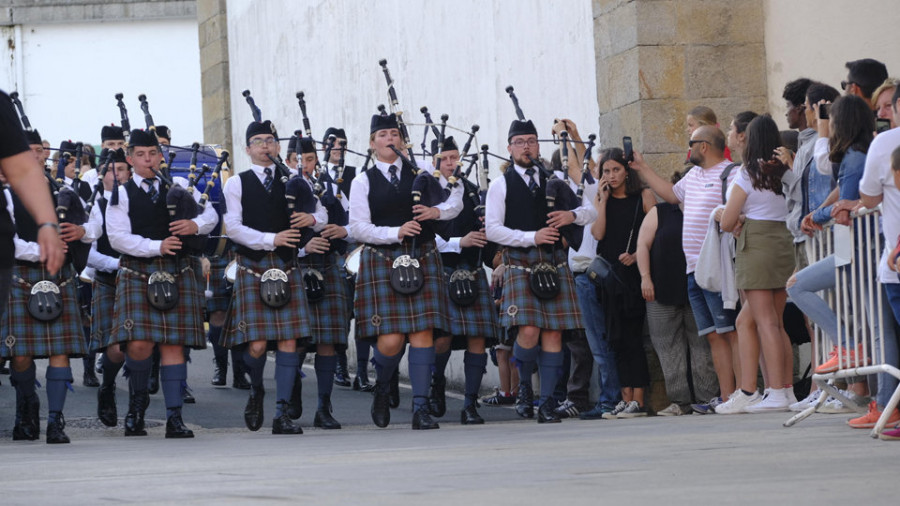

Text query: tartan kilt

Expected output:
[107,255,206,349]
[221,252,312,347]
[299,252,350,346]
[89,271,118,352]
[498,246,582,331]
[441,265,501,349]
[354,240,451,340]
[201,253,233,315]
[0,262,87,359]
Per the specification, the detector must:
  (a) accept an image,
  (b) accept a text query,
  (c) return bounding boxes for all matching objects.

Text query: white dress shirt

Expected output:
[485,165,595,248]
[5,187,100,262]
[348,158,462,245]
[86,190,121,273]
[107,174,218,257]
[324,162,351,212]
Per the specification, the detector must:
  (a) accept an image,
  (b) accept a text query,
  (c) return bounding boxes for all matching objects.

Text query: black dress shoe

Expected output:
[211,359,227,387]
[286,375,302,420]
[428,376,447,418]
[272,407,303,435]
[182,386,196,404]
[353,374,375,392]
[46,413,70,444]
[124,391,148,436]
[460,401,485,425]
[412,406,440,430]
[97,384,118,427]
[389,370,400,408]
[371,382,391,428]
[313,396,342,429]
[515,382,535,419]
[334,354,351,387]
[83,369,100,388]
[13,393,41,441]
[165,411,194,438]
[244,385,265,431]
[232,372,250,390]
[537,400,562,424]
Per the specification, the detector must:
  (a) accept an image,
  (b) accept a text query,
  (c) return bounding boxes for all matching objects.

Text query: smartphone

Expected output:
[876,118,892,134]
[623,136,633,163]
[818,103,830,120]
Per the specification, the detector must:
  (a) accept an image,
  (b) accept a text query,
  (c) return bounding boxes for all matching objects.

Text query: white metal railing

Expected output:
[784,206,900,438]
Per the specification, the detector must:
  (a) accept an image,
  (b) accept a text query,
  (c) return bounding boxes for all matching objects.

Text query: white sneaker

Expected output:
[715,390,762,414]
[819,397,853,414]
[744,388,791,413]
[785,389,798,406]
[657,403,684,416]
[789,390,822,412]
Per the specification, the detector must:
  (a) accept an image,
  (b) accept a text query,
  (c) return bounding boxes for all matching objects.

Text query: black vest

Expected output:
[237,169,293,262]
[437,178,480,269]
[366,162,434,243]
[96,197,120,259]
[124,178,170,241]
[503,168,548,232]
[11,184,55,243]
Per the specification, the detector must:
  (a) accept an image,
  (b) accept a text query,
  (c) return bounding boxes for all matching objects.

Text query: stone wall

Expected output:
[196,0,231,152]
[1,0,195,25]
[595,0,768,178]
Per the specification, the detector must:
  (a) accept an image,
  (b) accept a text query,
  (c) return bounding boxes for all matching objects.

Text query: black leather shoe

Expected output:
[124,391,148,436]
[515,382,534,419]
[287,375,302,420]
[537,400,562,424]
[412,406,440,430]
[83,369,100,388]
[313,396,342,429]
[272,407,303,435]
[244,385,265,431]
[211,359,227,387]
[371,382,391,428]
[428,376,447,418]
[232,372,250,390]
[13,393,41,441]
[353,373,375,392]
[460,401,485,425]
[389,370,401,408]
[165,411,195,438]
[334,367,351,388]
[182,386,196,404]
[97,384,118,427]
[46,413,70,444]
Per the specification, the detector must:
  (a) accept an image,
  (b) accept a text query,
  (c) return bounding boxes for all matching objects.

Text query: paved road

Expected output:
[1,349,897,505]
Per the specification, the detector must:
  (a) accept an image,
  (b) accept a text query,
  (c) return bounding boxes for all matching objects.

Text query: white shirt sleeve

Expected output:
[87,242,120,272]
[311,197,328,232]
[485,175,536,247]
[436,235,463,253]
[80,198,102,243]
[6,189,42,262]
[436,183,463,220]
[223,174,276,250]
[348,172,401,245]
[814,137,833,176]
[106,186,163,257]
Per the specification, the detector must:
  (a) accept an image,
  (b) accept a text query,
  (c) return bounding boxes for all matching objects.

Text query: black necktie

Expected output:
[388,165,400,190]
[524,168,537,195]
[144,177,159,203]
[442,185,451,200]
[263,167,273,193]
[332,166,340,181]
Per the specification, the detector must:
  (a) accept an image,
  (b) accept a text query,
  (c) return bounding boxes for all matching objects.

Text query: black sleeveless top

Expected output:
[650,203,688,306]
[597,193,645,288]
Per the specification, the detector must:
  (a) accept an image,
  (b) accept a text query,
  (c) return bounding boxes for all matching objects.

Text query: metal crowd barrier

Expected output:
[784,206,900,438]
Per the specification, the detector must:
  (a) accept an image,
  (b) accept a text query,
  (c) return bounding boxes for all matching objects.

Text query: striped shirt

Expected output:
[672,160,736,274]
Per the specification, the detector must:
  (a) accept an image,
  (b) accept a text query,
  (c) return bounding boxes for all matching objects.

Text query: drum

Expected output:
[344,245,364,276]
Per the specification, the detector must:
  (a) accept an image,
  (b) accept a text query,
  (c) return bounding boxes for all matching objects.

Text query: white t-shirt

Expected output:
[859,127,900,284]
[672,160,736,274]
[733,166,788,221]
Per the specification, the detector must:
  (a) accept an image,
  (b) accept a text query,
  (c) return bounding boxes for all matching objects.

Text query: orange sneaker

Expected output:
[847,401,900,429]
[815,345,870,374]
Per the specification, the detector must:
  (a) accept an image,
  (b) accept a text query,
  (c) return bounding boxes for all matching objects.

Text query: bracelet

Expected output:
[38,222,61,234]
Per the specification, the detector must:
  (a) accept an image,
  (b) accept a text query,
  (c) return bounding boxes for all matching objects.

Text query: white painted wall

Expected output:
[226,0,600,175]
[0,20,203,149]
[764,0,900,128]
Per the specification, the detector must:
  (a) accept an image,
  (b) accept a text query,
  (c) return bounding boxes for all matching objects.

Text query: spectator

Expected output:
[686,105,732,164]
[842,58,889,110]
[872,78,899,130]
[783,78,813,135]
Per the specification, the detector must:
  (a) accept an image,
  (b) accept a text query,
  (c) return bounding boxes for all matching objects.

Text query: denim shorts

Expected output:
[686,272,736,336]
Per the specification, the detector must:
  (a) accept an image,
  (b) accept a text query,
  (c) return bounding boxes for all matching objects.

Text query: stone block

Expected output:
[199,14,224,49]
[643,152,688,181]
[197,0,226,25]
[200,37,228,71]
[675,0,764,46]
[607,47,639,109]
[640,98,688,153]
[593,0,630,17]
[594,0,636,60]
[595,56,611,113]
[636,0,677,46]
[683,44,766,100]
[637,45,684,100]
[201,61,229,96]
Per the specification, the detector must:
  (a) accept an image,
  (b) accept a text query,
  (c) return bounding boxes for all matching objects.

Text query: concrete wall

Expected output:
[764,0,900,129]
[224,0,600,174]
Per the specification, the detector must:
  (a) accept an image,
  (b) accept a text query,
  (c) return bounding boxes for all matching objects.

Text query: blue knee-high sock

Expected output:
[46,366,73,423]
[538,350,564,404]
[434,350,452,380]
[356,339,371,374]
[101,352,124,388]
[372,347,402,388]
[11,363,37,423]
[274,351,299,417]
[513,342,539,388]
[464,351,488,408]
[125,356,152,394]
[243,350,267,388]
[315,354,337,408]
[408,346,435,410]
[160,363,187,417]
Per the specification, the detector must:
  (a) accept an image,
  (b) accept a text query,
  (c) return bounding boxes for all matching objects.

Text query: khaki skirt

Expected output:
[735,219,795,290]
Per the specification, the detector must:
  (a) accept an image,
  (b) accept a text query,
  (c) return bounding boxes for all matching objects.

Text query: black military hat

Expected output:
[59,140,77,156]
[245,120,278,145]
[370,113,399,134]
[507,119,537,143]
[323,127,347,144]
[109,147,128,164]
[155,125,171,141]
[101,125,125,141]
[129,129,159,147]
[431,136,458,155]
[24,129,42,146]
[298,137,317,155]
[286,135,298,155]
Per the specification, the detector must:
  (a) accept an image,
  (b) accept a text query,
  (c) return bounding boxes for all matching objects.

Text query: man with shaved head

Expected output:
[629,123,741,414]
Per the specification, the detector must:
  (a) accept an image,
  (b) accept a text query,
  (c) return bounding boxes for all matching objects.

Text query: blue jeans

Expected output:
[574,273,620,409]
[787,255,838,344]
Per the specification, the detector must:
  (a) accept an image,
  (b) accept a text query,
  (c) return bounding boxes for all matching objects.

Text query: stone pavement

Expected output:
[0,348,897,505]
